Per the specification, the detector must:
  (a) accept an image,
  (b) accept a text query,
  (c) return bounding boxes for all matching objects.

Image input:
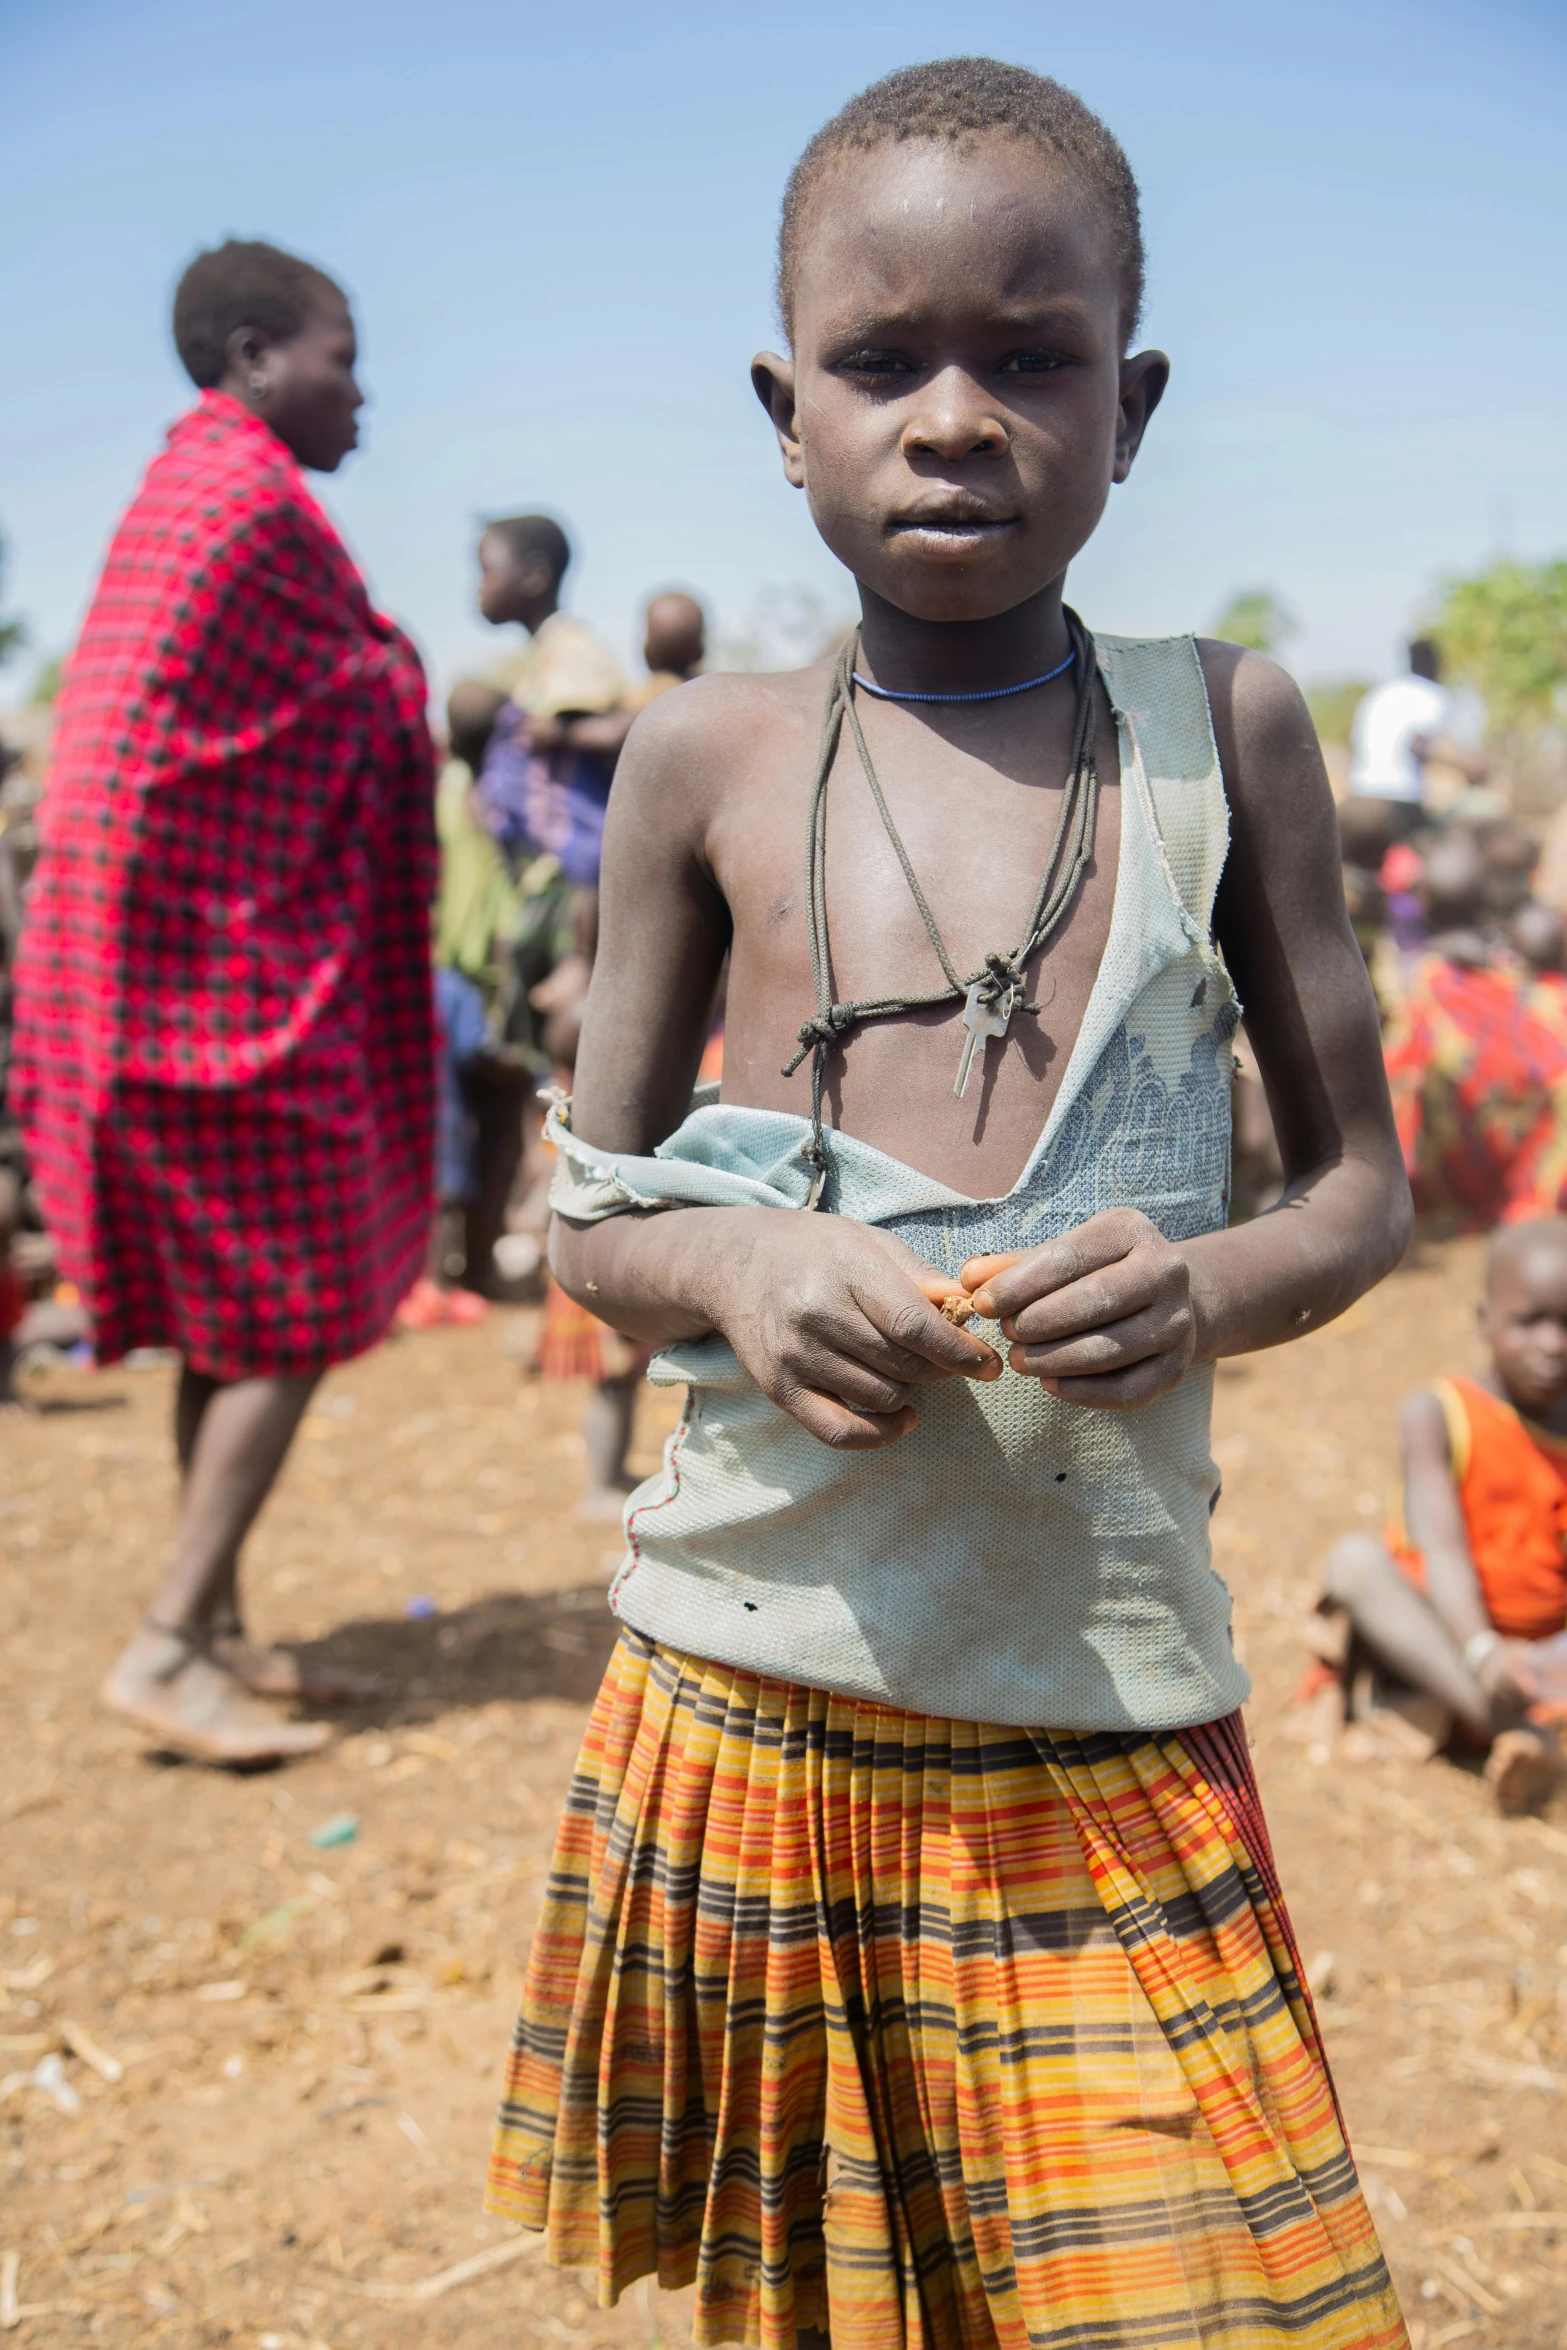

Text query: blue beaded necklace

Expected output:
[849,644,1075,704]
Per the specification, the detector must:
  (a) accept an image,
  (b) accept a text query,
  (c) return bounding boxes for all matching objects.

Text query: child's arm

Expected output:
[971,646,1413,1405]
[551,681,1002,1451]
[1400,1389,1533,1708]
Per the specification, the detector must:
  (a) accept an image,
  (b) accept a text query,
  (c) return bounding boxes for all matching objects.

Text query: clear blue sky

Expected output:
[2,0,1563,701]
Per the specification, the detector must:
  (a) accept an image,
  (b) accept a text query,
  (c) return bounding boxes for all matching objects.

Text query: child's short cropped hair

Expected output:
[172,239,343,389]
[778,56,1145,344]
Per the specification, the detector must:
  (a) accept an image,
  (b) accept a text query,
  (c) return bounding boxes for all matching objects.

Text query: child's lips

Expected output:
[888,511,1017,554]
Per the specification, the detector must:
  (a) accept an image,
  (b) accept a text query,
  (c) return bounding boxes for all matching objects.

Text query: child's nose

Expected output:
[902,373,1009,461]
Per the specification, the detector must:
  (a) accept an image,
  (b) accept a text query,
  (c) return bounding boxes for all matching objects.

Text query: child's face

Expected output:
[1482,1248,1567,1416]
[263,298,363,473]
[478,533,556,629]
[755,138,1166,625]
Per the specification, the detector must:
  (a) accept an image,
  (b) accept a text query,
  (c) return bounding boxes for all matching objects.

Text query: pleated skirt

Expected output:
[488,1632,1408,2350]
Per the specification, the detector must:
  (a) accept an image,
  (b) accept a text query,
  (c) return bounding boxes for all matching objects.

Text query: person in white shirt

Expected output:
[1348,638,1486,837]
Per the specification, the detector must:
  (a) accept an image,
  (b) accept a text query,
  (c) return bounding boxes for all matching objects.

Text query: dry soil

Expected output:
[3,1237,1566,2348]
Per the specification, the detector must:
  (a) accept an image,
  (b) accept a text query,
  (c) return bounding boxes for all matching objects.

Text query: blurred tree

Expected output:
[1304,679,1370,748]
[0,527,25,671]
[1210,588,1296,655]
[28,655,63,707]
[1429,558,1567,736]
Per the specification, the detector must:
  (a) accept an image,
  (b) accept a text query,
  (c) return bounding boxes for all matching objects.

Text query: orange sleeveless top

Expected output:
[1393,1375,1567,1640]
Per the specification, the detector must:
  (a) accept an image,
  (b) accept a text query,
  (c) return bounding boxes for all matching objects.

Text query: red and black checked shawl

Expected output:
[11,392,437,1378]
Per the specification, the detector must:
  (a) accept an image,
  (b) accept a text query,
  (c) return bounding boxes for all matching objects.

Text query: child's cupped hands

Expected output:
[715,1217,1002,1452]
[963,1208,1198,1409]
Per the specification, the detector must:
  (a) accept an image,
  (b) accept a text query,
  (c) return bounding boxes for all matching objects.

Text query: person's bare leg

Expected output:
[169,1365,375,1703]
[580,1374,637,1517]
[1324,1536,1564,1812]
[464,1064,527,1295]
[1321,1532,1487,1729]
[174,1360,218,1475]
[104,1369,333,1761]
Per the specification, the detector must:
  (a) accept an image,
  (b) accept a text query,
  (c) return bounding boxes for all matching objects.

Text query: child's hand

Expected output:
[711,1219,1002,1451]
[1480,1637,1546,1715]
[962,1209,1197,1409]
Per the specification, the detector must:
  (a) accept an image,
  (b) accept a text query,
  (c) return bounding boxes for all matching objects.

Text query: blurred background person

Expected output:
[1383,837,1567,1231]
[474,511,631,908]
[10,239,436,1764]
[1308,1219,1567,1817]
[626,588,706,709]
[472,553,715,1514]
[1512,899,1567,994]
[1346,635,1487,852]
[400,677,535,1320]
[472,515,630,1201]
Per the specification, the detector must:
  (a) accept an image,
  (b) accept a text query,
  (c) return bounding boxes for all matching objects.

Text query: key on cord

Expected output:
[954,979,1016,1099]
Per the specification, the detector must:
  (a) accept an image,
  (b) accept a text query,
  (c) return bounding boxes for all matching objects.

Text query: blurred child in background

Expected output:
[403,680,529,1324]
[1384,838,1567,1228]
[1313,1218,1567,1814]
[626,589,706,709]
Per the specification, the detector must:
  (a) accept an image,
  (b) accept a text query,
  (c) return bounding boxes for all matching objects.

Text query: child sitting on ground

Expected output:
[1315,1216,1567,1814]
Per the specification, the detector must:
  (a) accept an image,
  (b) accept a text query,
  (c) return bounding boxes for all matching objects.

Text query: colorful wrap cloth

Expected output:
[11,392,436,1378]
[1384,954,1567,1231]
[489,1633,1407,2350]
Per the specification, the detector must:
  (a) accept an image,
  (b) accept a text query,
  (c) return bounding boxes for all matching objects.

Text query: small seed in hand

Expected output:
[940,1293,997,1328]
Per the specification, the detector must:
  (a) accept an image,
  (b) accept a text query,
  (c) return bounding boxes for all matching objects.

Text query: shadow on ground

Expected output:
[288,1582,619,1727]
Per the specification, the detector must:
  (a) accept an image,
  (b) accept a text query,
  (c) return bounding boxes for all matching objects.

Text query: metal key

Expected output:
[954,979,1015,1099]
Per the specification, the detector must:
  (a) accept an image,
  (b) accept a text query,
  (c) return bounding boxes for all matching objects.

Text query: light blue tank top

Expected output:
[549,634,1250,1731]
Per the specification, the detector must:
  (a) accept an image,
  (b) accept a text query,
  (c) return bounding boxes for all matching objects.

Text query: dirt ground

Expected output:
[3,1236,1566,2350]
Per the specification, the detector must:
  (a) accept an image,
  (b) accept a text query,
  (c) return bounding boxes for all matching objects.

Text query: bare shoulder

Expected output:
[1194,639,1323,801]
[1399,1384,1454,1457]
[601,662,826,855]
[1195,638,1339,904]
[620,661,831,767]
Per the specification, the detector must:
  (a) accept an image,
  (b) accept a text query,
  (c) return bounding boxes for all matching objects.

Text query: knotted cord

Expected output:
[782,606,1100,1208]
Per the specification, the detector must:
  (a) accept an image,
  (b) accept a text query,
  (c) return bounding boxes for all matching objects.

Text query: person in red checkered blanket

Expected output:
[11,241,437,1765]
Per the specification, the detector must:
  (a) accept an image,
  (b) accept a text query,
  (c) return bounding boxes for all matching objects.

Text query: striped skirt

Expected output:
[488,1634,1407,2350]
[536,1276,650,1382]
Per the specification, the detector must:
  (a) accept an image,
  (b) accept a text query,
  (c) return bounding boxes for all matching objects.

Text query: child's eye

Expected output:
[998,351,1068,375]
[834,350,916,378]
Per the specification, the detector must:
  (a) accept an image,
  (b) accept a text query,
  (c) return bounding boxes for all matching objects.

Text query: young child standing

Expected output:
[1316,1218,1567,1815]
[489,60,1412,2350]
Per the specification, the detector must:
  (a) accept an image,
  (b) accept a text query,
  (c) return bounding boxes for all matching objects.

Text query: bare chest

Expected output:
[712,687,1123,1197]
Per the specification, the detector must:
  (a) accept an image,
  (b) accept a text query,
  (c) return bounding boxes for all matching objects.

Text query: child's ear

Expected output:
[751,352,805,489]
[1112,350,1171,485]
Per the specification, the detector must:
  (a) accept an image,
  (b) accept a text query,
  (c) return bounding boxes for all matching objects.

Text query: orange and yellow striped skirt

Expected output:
[536,1276,651,1383]
[489,1633,1408,2350]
